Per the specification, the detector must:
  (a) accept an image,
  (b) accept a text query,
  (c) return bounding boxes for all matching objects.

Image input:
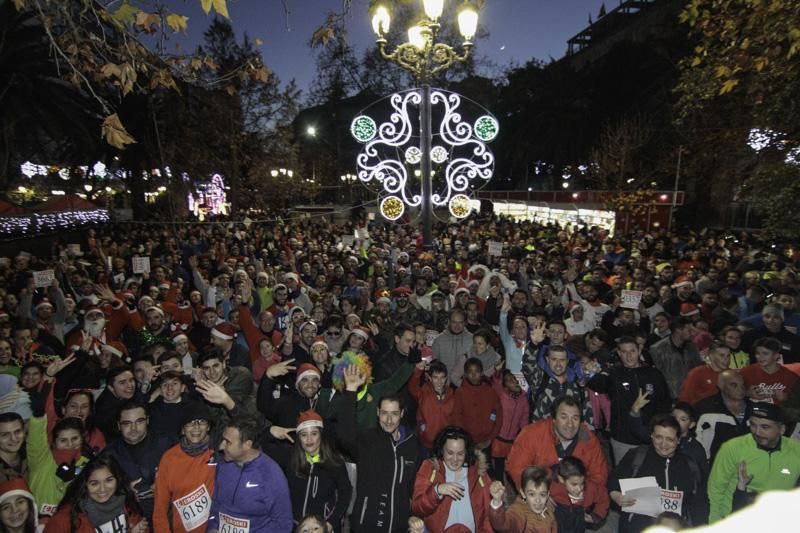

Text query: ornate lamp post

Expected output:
[370,0,479,248]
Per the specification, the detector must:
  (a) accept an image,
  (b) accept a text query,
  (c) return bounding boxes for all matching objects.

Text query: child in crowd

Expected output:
[407,360,456,458]
[490,368,529,481]
[453,357,503,452]
[550,457,609,532]
[251,337,281,383]
[489,465,557,532]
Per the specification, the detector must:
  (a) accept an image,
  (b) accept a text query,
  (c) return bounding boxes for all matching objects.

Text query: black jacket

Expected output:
[256,377,317,428]
[587,365,671,444]
[338,390,419,533]
[694,393,754,461]
[610,446,708,532]
[741,325,800,364]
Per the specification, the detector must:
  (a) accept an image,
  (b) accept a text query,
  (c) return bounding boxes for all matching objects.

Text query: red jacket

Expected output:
[550,478,610,522]
[411,457,492,533]
[491,375,529,459]
[453,380,503,445]
[506,418,608,490]
[44,504,143,532]
[408,368,457,448]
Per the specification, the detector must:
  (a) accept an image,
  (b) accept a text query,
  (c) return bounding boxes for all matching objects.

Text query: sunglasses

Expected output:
[325,330,342,337]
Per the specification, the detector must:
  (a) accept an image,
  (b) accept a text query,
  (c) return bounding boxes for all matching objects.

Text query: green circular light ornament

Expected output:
[380,196,405,221]
[431,146,448,164]
[405,146,422,164]
[448,194,472,218]
[351,115,377,143]
[474,115,499,142]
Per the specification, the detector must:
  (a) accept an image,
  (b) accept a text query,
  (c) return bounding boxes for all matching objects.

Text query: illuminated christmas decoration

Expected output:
[448,194,471,218]
[188,174,230,220]
[352,88,497,222]
[474,115,499,142]
[380,196,405,220]
[351,116,377,143]
[0,209,109,237]
[20,162,48,178]
[431,146,448,164]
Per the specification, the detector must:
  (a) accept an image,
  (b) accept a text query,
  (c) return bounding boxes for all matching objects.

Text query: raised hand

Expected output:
[631,388,651,416]
[737,461,753,491]
[269,425,296,443]
[45,354,76,378]
[266,358,296,379]
[490,480,505,504]
[344,364,366,392]
[530,321,546,344]
[500,293,512,313]
[195,379,233,409]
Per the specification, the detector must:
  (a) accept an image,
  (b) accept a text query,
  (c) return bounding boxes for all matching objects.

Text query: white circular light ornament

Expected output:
[58,168,71,180]
[474,115,499,142]
[380,196,405,221]
[405,146,422,164]
[448,194,471,218]
[351,115,377,143]
[431,146,448,164]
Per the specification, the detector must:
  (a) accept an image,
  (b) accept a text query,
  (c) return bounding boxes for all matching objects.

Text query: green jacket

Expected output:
[28,416,89,517]
[708,433,800,522]
[318,362,415,430]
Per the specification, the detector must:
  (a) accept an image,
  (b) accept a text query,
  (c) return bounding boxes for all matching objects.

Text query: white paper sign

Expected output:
[67,244,81,256]
[620,477,661,518]
[620,290,643,309]
[487,241,503,256]
[342,235,355,247]
[368,212,376,221]
[33,270,55,288]
[132,256,150,274]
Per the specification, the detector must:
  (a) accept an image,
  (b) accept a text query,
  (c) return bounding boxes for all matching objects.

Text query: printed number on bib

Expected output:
[220,512,250,533]
[94,514,128,533]
[174,484,211,531]
[660,489,683,516]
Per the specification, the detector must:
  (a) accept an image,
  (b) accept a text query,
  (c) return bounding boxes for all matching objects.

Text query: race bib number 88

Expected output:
[220,512,250,533]
[174,484,211,531]
[660,489,683,516]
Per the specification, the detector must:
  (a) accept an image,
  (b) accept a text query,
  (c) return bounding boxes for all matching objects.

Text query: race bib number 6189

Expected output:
[174,484,211,531]
[219,512,250,533]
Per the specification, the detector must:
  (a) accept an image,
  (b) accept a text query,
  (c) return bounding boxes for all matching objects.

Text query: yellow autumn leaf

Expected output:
[200,0,212,15]
[715,65,732,78]
[719,78,739,95]
[255,38,263,46]
[225,85,236,96]
[753,57,768,71]
[691,56,701,67]
[100,63,122,80]
[119,62,137,96]
[102,114,137,149]
[135,11,160,33]
[166,13,188,33]
[311,26,336,48]
[112,2,139,25]
[12,0,26,10]
[213,0,230,18]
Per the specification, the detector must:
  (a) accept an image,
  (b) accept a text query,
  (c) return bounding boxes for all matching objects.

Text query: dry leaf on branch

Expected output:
[102,114,137,149]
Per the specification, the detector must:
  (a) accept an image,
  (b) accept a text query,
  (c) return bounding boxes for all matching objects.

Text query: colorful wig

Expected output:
[331,350,373,391]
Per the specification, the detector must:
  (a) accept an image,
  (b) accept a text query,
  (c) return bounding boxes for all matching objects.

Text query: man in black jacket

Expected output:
[694,369,755,462]
[339,366,419,533]
[376,323,421,427]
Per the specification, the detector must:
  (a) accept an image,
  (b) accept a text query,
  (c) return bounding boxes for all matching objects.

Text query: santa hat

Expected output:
[568,301,582,314]
[376,289,391,305]
[349,327,370,342]
[35,298,54,312]
[671,276,693,289]
[284,272,299,283]
[273,283,288,292]
[300,320,318,333]
[101,341,129,359]
[391,287,412,297]
[158,282,170,290]
[0,311,9,321]
[467,279,480,288]
[454,287,470,297]
[345,313,362,325]
[295,410,324,433]
[172,331,189,343]
[0,478,37,527]
[145,305,165,316]
[83,304,104,319]
[211,322,237,340]
[295,363,321,387]
[311,336,328,350]
[680,303,700,317]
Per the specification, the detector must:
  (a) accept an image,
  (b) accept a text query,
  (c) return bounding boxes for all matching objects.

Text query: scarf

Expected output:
[180,437,211,458]
[81,493,125,528]
[305,452,321,465]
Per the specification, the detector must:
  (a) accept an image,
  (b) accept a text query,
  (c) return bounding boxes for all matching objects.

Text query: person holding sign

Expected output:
[153,402,216,533]
[608,414,707,532]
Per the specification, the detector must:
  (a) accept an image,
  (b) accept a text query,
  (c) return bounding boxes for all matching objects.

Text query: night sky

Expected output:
[165,0,611,94]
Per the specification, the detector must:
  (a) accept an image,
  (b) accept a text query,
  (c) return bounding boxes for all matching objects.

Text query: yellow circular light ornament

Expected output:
[380,196,405,221]
[448,194,471,218]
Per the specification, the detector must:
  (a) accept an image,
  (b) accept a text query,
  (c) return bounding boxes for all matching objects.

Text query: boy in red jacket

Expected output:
[550,457,609,532]
[408,360,457,456]
[454,358,503,452]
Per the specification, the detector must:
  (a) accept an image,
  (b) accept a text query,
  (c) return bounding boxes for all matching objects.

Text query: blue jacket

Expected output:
[208,452,293,532]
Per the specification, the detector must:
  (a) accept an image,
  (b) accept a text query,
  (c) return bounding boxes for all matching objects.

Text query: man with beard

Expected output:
[410,277,432,312]
[640,284,665,322]
[284,272,313,314]
[664,276,702,317]
[209,322,251,371]
[431,309,473,378]
[257,362,321,429]
[268,284,294,335]
[565,278,610,330]
[11,320,54,364]
[280,320,317,366]
[391,287,420,325]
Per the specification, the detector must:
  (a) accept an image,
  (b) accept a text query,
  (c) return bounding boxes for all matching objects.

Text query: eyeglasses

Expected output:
[184,419,210,428]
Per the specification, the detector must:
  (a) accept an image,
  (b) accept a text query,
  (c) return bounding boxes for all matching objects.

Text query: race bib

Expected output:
[220,512,250,533]
[660,489,683,516]
[95,513,128,533]
[39,503,57,516]
[174,484,211,531]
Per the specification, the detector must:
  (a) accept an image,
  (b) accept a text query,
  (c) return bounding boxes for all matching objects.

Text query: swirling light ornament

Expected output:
[352,88,497,222]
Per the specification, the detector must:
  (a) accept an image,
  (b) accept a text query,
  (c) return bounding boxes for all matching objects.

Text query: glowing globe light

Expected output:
[351,116,377,143]
[380,196,405,221]
[474,116,499,142]
[405,146,422,164]
[448,194,471,218]
[431,146,448,164]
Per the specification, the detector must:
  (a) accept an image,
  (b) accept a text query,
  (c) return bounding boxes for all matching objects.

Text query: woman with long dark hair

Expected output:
[279,411,351,532]
[44,455,146,532]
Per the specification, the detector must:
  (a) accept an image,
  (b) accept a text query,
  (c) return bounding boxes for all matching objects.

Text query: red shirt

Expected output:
[679,365,723,405]
[741,364,799,405]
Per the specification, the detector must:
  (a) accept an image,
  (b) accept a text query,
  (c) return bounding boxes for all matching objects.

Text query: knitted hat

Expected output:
[179,401,212,428]
[295,410,324,433]
[0,478,37,528]
[295,363,321,388]
[101,341,129,359]
[671,276,693,289]
[211,322,236,340]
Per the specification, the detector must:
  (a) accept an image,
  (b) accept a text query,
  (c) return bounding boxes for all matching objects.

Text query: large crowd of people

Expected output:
[0,213,799,533]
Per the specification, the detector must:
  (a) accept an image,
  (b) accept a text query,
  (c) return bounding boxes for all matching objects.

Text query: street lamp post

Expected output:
[370,0,479,248]
[341,173,357,203]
